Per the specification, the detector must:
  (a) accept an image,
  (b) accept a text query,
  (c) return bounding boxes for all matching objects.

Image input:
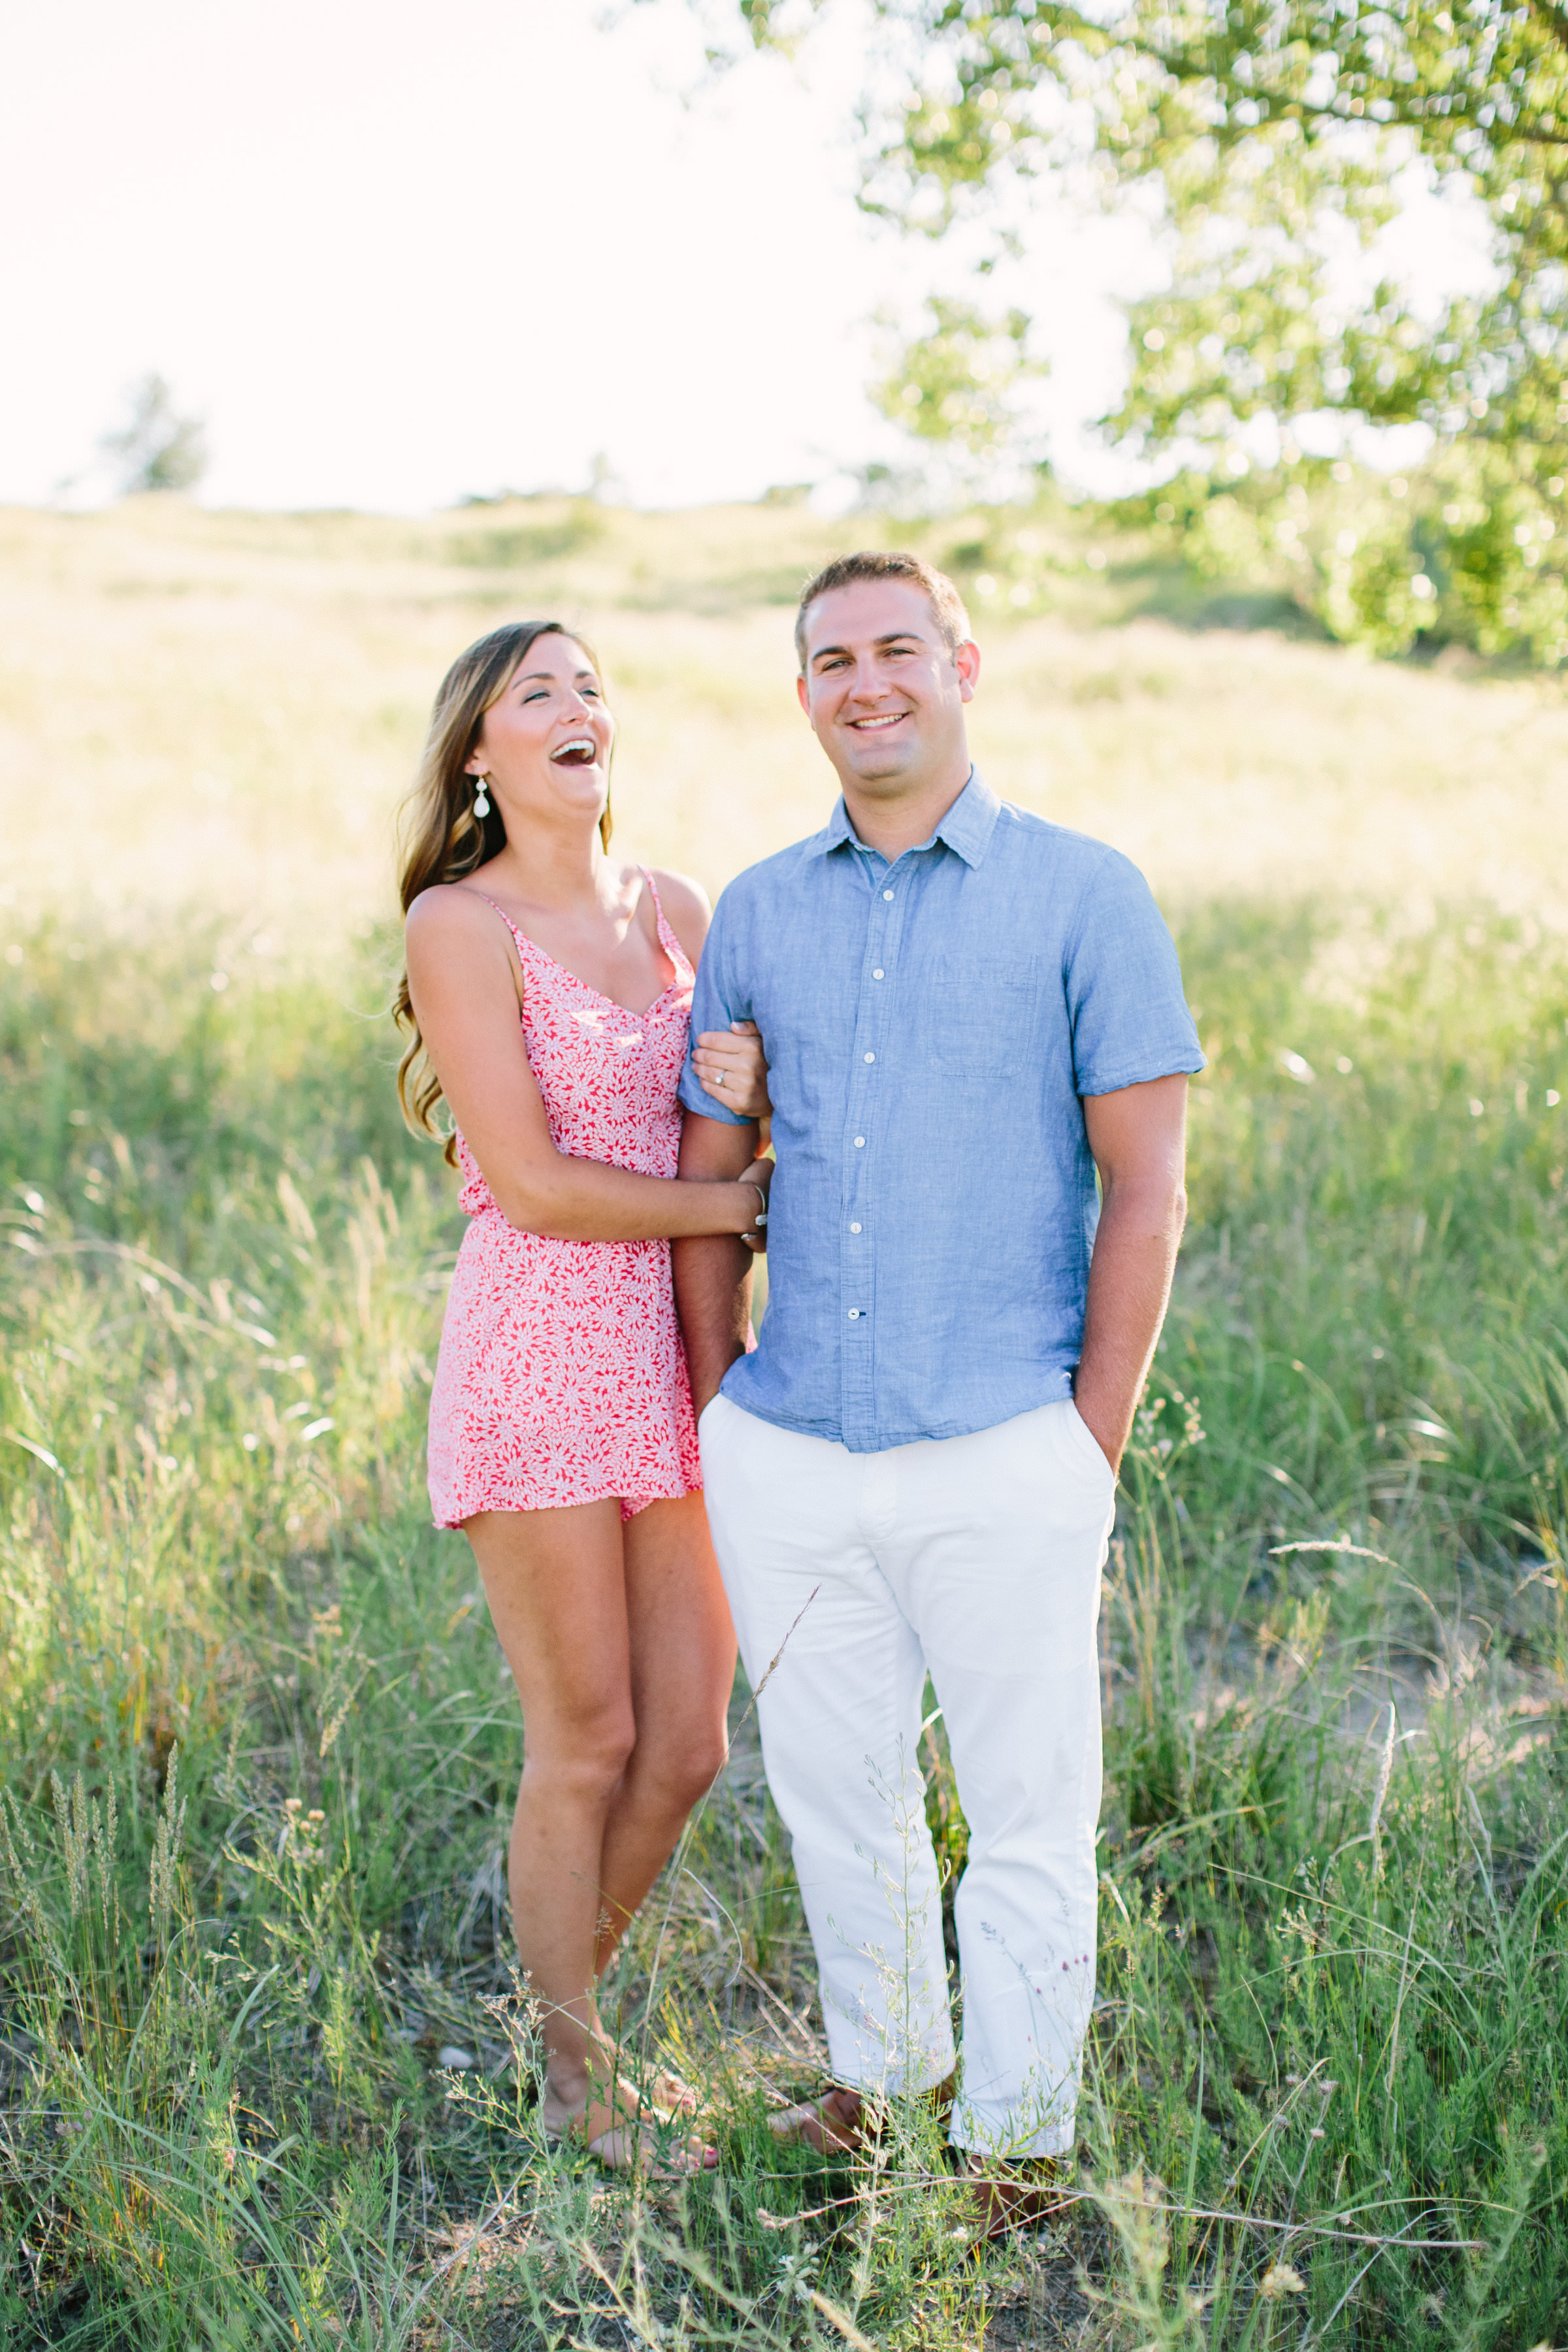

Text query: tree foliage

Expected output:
[101,373,208,498]
[743,0,1568,659]
[872,295,1044,455]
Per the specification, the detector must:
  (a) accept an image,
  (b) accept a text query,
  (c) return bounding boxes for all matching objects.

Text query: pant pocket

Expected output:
[1058,1399,1117,1491]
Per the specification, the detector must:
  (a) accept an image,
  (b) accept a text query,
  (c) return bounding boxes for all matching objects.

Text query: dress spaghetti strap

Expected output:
[473,890,528,964]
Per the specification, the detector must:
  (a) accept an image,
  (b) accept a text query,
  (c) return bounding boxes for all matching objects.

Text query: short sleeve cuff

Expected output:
[678,1060,753,1126]
[1077,1048,1207,1097]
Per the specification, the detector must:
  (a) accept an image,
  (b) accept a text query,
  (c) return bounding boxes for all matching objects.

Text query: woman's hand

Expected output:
[692,1020,770,1118]
[738,1154,772,1254]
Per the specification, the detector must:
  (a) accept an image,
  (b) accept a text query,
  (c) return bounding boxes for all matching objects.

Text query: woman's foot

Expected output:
[585,2033,703,2122]
[646,2066,701,2119]
[540,2075,717,2178]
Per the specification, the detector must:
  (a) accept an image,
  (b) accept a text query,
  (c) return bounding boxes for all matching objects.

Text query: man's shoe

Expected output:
[768,2086,868,2155]
[959,2151,1073,2239]
[770,2074,956,2158]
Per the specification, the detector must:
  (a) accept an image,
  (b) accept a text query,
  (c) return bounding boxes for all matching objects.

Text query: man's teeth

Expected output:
[853,714,904,729]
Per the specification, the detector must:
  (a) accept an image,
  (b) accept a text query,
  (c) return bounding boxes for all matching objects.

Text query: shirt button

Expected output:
[883,889,894,901]
[850,1222,862,1233]
[872,968,885,980]
[847,1309,860,1320]
[853,1135,865,1147]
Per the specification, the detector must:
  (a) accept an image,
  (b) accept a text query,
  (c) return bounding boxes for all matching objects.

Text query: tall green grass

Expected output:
[2,906,1567,2347]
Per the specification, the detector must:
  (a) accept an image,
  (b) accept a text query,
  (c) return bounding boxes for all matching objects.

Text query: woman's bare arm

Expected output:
[405,887,766,1242]
[652,866,772,1124]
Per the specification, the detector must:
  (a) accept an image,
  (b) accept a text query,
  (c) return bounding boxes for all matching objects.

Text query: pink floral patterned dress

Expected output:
[427,875,704,1527]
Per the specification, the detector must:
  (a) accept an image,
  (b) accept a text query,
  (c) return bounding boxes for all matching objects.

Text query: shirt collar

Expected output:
[803,768,1002,870]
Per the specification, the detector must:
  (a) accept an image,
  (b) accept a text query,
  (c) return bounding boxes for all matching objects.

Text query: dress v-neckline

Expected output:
[517,928,679,1023]
[478,876,686,1022]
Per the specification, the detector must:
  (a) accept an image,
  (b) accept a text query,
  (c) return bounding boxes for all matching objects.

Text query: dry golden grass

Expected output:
[4,493,1567,957]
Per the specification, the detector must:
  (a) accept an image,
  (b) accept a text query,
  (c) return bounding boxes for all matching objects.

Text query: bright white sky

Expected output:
[0,0,1499,512]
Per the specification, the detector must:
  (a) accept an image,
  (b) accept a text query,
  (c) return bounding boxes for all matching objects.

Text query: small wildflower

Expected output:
[1260,2262,1305,2298]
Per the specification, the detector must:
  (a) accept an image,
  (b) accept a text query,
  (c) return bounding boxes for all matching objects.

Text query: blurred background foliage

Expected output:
[730,0,1568,664]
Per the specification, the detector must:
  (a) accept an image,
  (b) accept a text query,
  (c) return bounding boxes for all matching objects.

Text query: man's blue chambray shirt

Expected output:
[678,770,1205,1455]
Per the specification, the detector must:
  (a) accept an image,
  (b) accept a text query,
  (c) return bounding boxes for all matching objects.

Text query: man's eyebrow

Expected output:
[809,630,927,664]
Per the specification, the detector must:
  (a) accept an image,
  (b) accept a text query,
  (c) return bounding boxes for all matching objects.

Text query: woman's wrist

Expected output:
[733,1180,767,1237]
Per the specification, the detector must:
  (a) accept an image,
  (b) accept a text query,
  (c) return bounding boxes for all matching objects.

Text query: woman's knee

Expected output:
[638,1725,730,1810]
[525,1710,636,1799]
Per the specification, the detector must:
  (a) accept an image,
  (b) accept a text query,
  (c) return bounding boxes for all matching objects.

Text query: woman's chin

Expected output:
[536,773,608,821]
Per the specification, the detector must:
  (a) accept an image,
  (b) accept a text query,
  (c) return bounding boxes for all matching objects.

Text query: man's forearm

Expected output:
[1072,1177,1186,1471]
[673,1114,759,1416]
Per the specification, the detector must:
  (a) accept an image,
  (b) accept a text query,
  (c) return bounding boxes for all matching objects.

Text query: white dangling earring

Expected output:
[472,774,491,820]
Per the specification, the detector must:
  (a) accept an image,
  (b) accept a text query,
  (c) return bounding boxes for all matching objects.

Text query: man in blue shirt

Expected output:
[675,551,1203,2217]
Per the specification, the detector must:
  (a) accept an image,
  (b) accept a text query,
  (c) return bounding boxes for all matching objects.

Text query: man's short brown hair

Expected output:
[794,551,972,672]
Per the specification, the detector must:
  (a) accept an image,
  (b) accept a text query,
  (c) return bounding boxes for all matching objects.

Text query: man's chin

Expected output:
[844,745,917,787]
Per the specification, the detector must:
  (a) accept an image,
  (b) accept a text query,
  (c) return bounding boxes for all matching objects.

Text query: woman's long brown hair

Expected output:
[394,620,610,1160]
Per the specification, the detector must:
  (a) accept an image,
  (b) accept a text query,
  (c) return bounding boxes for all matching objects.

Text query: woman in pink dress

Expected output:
[396,620,771,2175]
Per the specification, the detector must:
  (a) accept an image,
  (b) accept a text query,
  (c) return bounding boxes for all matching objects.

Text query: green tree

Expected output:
[101,373,208,497]
[736,0,1568,659]
[873,295,1045,461]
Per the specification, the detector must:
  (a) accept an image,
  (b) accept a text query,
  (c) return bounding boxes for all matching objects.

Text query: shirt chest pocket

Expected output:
[903,956,1041,1079]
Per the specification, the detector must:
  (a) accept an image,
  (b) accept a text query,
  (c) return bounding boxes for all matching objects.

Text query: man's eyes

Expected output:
[815,645,919,673]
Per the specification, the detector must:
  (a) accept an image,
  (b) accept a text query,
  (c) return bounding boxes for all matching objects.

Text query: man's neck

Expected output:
[840,759,972,861]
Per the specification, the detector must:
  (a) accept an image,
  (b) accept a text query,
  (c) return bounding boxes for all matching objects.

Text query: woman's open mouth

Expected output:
[551,738,599,768]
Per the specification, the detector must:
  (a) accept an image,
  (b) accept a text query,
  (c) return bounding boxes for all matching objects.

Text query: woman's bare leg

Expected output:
[466,1499,638,2124]
[593,1491,736,1978]
[463,1492,734,2149]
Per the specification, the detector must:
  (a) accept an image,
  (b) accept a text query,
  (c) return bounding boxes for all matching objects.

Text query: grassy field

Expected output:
[3,498,1568,2348]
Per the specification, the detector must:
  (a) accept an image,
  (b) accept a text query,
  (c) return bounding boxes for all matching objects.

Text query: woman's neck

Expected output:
[487,815,614,915]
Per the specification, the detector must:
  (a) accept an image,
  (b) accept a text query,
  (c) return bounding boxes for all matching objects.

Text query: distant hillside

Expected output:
[1,495,1564,956]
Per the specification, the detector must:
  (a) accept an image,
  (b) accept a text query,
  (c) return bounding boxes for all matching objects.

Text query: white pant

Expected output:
[700,1392,1115,2159]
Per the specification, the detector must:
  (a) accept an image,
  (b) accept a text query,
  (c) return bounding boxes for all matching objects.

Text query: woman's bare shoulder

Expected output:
[649,866,711,930]
[404,883,518,985]
[406,880,506,939]
[647,867,711,967]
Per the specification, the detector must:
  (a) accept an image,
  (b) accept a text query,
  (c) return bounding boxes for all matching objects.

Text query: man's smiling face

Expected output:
[796,578,979,799]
